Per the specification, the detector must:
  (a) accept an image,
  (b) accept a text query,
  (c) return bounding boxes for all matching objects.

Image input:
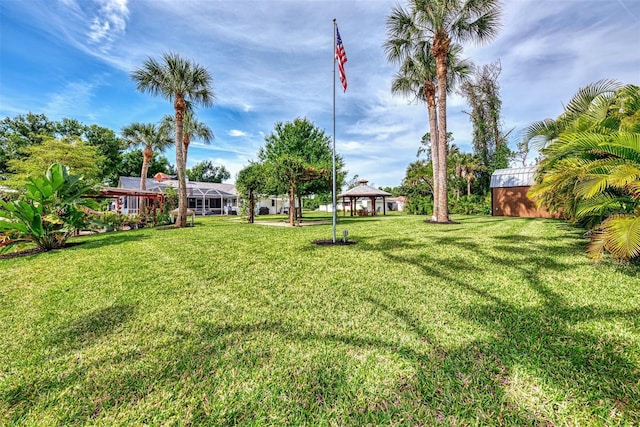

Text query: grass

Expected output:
[1,214,638,425]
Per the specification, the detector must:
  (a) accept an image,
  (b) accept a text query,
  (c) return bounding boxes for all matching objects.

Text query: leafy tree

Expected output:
[0,163,95,253]
[258,118,334,226]
[527,80,640,262]
[54,117,85,138]
[6,137,102,189]
[118,149,174,179]
[401,159,434,214]
[83,125,123,186]
[0,113,55,178]
[236,162,267,223]
[1,114,123,186]
[385,0,502,222]
[186,160,229,183]
[132,52,215,228]
[459,61,513,192]
[344,174,361,191]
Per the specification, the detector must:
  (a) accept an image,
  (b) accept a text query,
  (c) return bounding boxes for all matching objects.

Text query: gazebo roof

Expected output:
[338,180,392,198]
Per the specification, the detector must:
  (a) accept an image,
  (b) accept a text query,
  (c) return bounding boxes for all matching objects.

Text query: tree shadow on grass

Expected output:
[2,303,138,421]
[49,303,137,350]
[70,233,149,251]
[350,228,640,423]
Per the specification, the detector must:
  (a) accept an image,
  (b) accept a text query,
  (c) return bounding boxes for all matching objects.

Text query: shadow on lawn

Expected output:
[49,303,137,349]
[351,228,640,423]
[3,303,138,421]
[4,222,638,424]
[70,232,149,251]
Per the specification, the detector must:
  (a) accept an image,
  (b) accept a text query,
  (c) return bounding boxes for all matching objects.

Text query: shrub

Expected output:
[0,163,95,252]
[105,212,127,231]
[449,195,491,215]
[405,196,434,215]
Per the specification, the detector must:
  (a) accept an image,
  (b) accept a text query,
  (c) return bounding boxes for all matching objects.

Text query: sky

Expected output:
[1,0,639,188]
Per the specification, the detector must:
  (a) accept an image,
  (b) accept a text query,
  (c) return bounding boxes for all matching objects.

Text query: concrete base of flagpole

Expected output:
[311,239,357,246]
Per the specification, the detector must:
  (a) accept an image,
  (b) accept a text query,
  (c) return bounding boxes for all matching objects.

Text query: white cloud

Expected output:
[87,0,129,50]
[228,129,248,137]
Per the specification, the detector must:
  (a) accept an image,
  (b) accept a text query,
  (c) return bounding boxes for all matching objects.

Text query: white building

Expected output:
[117,176,239,216]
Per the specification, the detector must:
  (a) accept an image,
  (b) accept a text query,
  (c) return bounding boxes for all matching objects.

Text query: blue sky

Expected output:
[1,0,639,188]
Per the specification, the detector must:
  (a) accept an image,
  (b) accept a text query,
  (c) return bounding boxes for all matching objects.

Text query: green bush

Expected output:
[0,163,95,252]
[449,194,491,215]
[154,212,171,226]
[405,196,434,215]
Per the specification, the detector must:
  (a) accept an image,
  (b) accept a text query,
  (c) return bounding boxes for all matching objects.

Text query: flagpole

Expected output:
[332,18,337,243]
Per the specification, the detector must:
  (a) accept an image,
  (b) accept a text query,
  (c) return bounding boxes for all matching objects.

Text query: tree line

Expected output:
[0,113,230,190]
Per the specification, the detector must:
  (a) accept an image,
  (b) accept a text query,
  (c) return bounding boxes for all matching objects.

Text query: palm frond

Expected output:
[564,79,621,120]
[588,214,640,262]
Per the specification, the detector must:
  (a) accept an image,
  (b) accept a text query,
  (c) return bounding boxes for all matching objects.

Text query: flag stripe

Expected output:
[335,26,347,92]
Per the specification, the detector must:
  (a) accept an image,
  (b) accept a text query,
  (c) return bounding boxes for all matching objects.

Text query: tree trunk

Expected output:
[174,96,188,228]
[140,146,153,215]
[433,33,451,223]
[289,183,296,226]
[425,81,439,222]
[249,190,255,223]
[183,135,190,172]
[467,178,472,196]
[297,195,303,218]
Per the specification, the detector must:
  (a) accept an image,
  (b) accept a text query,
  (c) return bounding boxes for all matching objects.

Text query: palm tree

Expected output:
[459,153,482,196]
[121,122,173,191]
[386,0,502,222]
[131,52,215,228]
[121,122,172,216]
[528,81,640,262]
[385,27,471,220]
[162,110,213,172]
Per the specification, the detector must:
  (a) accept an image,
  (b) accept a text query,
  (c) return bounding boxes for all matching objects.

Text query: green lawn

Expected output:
[1,214,638,425]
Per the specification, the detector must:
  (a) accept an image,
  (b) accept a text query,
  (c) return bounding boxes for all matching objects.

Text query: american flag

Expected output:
[335,25,348,92]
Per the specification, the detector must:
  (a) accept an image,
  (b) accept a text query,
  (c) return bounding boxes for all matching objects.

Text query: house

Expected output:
[386,196,406,212]
[490,167,560,218]
[117,176,239,216]
[254,195,299,215]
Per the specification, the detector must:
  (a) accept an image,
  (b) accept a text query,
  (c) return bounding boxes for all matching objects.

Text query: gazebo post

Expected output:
[383,196,386,215]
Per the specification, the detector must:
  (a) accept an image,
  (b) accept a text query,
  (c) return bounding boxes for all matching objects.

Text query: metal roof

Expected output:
[490,166,537,188]
[118,176,237,196]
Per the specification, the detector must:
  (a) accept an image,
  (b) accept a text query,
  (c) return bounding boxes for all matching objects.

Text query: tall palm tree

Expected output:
[131,52,215,228]
[162,110,213,172]
[386,0,502,222]
[385,27,470,219]
[121,122,173,191]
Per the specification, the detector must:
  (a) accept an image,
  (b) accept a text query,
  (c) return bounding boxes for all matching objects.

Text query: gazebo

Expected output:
[338,179,392,216]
